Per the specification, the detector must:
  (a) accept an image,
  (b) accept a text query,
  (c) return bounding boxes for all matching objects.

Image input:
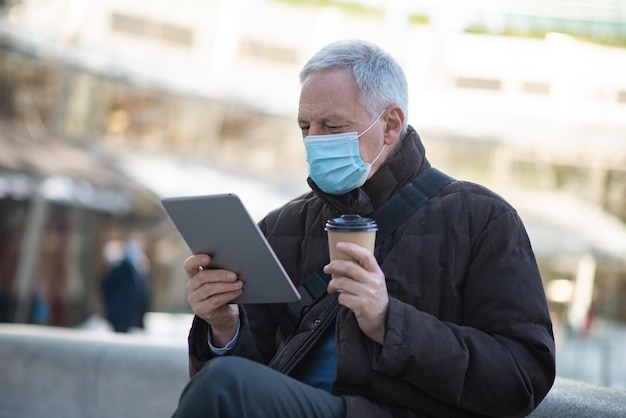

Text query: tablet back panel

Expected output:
[161,194,300,304]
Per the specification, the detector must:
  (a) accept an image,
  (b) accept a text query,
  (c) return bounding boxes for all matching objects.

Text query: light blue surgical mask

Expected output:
[304,110,386,195]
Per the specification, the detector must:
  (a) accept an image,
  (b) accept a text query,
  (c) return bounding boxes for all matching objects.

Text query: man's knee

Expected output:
[194,356,260,392]
[175,357,253,417]
[176,356,345,418]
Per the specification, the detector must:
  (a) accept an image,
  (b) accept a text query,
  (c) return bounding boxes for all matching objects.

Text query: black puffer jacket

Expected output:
[187,126,555,418]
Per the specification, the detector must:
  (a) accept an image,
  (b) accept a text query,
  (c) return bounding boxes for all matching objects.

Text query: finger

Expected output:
[189,283,243,308]
[187,276,243,306]
[329,279,369,317]
[184,254,211,277]
[327,277,344,295]
[196,278,243,300]
[187,267,238,292]
[324,259,367,285]
[335,242,379,271]
[209,288,244,306]
[327,275,362,295]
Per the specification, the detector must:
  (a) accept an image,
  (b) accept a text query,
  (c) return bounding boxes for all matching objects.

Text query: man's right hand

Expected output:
[184,254,243,347]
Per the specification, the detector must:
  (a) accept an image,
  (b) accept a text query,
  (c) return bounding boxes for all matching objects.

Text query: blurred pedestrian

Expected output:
[101,239,150,333]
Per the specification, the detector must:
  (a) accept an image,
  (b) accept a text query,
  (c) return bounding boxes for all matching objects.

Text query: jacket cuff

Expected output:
[376,297,407,373]
[187,315,214,376]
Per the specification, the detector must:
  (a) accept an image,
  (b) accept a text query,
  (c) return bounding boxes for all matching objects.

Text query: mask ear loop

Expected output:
[357,108,386,138]
[357,108,387,165]
[369,143,386,165]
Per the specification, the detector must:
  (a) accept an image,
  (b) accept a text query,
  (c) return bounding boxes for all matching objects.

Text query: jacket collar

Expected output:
[308,125,430,216]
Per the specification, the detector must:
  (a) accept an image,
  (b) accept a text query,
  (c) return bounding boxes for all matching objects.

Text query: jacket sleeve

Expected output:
[378,208,555,417]
[187,304,274,377]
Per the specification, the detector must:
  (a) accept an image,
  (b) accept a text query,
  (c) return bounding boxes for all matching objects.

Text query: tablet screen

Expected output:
[161,193,301,304]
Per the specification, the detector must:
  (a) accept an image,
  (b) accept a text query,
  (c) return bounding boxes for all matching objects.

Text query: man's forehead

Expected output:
[298,69,365,123]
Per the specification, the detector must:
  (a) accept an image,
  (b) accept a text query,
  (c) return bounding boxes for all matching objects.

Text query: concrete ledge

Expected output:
[1,323,625,418]
[529,376,626,417]
[0,324,189,418]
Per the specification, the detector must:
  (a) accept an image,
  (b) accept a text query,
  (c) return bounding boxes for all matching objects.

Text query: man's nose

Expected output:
[307,124,327,136]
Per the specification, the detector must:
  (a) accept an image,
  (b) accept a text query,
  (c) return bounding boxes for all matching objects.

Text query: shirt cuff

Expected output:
[207,319,241,355]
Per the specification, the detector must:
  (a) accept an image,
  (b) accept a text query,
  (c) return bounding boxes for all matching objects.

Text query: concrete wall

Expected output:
[1,323,625,418]
[0,324,188,418]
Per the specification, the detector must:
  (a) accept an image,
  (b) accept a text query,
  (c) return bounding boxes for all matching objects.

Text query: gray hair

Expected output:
[299,39,409,133]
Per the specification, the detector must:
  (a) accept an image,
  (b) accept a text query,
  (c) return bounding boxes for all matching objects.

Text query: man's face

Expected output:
[298,67,386,173]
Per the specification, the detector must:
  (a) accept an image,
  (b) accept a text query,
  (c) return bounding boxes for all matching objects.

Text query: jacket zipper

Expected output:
[276,296,340,375]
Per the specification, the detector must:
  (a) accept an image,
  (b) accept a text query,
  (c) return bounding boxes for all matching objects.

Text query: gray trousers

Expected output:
[172,356,346,418]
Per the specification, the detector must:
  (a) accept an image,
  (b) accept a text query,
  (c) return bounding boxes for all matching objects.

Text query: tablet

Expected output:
[161,193,301,304]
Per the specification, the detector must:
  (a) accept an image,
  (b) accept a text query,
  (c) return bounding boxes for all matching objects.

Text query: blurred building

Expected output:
[0,0,625,327]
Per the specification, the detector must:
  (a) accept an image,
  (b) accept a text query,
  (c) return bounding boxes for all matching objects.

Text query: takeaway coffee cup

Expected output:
[325,215,378,268]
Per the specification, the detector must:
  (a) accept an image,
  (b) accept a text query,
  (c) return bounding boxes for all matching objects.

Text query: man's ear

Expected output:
[383,105,405,145]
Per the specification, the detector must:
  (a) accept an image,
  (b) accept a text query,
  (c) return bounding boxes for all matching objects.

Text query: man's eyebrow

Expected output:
[298,113,349,125]
[321,114,345,124]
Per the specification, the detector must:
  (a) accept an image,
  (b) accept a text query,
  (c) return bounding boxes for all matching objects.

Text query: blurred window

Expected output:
[110,12,194,46]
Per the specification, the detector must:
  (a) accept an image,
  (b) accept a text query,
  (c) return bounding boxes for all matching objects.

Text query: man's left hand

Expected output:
[324,241,388,345]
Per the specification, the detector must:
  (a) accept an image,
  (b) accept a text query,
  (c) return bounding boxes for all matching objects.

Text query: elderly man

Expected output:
[172,39,555,418]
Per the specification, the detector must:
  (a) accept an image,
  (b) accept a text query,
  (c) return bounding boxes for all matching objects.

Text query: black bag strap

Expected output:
[278,167,454,339]
[373,167,454,247]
